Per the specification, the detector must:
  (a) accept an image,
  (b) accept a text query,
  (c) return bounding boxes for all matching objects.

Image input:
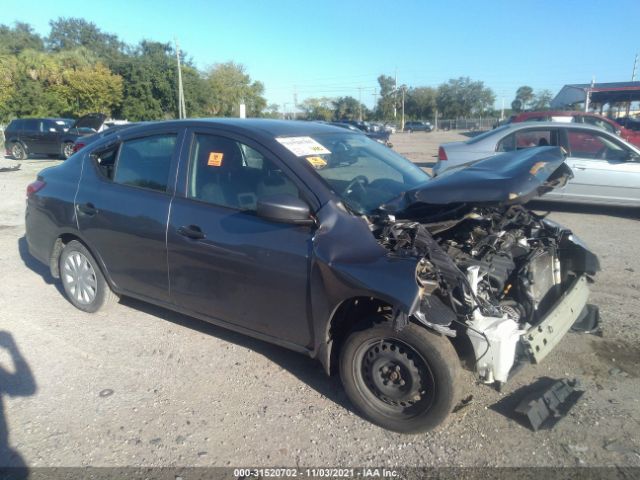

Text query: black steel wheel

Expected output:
[340,320,460,433]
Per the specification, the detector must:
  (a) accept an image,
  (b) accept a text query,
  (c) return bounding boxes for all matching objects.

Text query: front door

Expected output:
[75,128,183,300]
[563,129,640,205]
[167,130,314,348]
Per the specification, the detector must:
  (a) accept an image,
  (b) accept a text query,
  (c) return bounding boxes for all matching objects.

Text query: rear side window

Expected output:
[22,119,39,131]
[7,119,23,131]
[113,135,176,192]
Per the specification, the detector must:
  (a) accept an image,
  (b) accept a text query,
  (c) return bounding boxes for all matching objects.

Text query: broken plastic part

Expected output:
[514,378,584,431]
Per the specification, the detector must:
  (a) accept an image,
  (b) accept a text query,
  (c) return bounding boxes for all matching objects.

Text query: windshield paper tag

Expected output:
[276,136,330,157]
[207,152,224,167]
[306,156,327,169]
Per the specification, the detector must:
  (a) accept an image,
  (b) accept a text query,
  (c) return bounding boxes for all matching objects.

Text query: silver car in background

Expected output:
[434,122,640,207]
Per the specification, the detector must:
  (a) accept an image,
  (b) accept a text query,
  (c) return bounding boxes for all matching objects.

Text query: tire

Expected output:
[406,129,413,133]
[59,240,118,313]
[11,142,27,160]
[340,320,460,433]
[61,142,75,159]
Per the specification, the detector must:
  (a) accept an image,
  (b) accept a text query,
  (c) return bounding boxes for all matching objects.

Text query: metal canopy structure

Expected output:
[551,82,640,110]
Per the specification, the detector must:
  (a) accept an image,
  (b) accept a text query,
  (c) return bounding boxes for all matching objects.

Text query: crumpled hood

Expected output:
[382,147,572,215]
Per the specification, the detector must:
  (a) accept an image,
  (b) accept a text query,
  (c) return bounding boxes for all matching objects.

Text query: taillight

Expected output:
[27,180,46,197]
[72,142,85,153]
[438,146,448,161]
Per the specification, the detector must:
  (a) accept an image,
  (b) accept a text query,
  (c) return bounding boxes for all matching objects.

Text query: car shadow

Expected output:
[412,161,436,169]
[119,297,354,414]
[17,237,64,295]
[0,331,37,471]
[527,200,640,220]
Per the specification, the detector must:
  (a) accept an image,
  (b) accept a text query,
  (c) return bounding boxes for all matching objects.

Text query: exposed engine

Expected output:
[374,204,596,386]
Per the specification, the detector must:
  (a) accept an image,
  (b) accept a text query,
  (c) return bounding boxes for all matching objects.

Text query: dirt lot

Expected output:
[0,131,639,468]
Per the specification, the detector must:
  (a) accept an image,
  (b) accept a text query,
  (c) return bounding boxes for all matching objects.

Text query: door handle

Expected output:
[177,225,206,240]
[77,202,98,216]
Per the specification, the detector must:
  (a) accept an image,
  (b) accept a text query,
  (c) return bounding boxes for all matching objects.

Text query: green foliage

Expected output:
[300,97,334,121]
[0,22,44,54]
[333,96,368,121]
[205,62,266,117]
[533,89,553,110]
[436,77,495,118]
[376,74,396,120]
[405,87,436,120]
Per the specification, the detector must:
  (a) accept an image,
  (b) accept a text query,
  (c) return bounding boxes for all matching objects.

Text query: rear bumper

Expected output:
[522,275,590,363]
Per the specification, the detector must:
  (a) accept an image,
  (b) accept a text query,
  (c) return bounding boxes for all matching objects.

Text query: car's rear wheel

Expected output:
[340,320,460,433]
[11,142,27,160]
[59,240,118,313]
[61,142,75,159]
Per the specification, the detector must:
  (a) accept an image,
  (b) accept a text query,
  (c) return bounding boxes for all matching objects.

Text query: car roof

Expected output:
[117,118,353,138]
[496,121,614,134]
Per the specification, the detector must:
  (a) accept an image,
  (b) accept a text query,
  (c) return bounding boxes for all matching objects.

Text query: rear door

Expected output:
[563,128,640,205]
[40,119,64,154]
[22,119,46,154]
[166,128,314,347]
[75,126,184,301]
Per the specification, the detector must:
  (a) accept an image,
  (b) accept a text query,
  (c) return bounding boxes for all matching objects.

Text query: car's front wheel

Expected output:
[340,320,460,433]
[11,142,27,160]
[59,240,118,313]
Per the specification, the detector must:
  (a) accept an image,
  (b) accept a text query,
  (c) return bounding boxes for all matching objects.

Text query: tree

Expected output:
[376,74,396,120]
[436,77,495,118]
[263,103,281,119]
[57,63,123,115]
[333,96,367,121]
[205,61,266,117]
[47,17,124,62]
[300,97,334,121]
[533,89,553,110]
[405,87,436,120]
[0,22,44,54]
[513,86,535,111]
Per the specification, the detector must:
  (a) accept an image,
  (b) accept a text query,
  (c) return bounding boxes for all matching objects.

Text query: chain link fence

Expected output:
[436,118,499,131]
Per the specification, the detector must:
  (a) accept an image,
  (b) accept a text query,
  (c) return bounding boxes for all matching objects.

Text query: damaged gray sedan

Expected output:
[25,120,599,434]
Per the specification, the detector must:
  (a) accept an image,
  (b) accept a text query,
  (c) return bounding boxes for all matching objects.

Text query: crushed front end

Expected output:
[374,204,599,388]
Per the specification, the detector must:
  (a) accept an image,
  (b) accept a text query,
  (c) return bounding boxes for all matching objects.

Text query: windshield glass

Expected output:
[291,133,430,214]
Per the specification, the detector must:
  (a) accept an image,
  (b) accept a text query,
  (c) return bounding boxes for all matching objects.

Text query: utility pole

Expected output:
[632,53,638,81]
[394,68,397,120]
[400,85,406,131]
[293,87,298,120]
[358,87,363,121]
[585,76,595,113]
[174,38,186,119]
[500,97,505,121]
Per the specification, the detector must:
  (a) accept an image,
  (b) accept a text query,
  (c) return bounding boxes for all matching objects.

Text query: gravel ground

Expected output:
[0,132,639,468]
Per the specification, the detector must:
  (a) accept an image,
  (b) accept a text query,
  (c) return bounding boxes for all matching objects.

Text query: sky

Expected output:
[3,0,640,112]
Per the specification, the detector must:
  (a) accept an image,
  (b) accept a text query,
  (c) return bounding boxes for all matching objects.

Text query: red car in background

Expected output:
[509,111,640,147]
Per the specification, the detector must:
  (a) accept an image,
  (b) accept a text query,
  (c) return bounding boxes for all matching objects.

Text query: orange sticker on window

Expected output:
[306,156,327,169]
[207,152,224,167]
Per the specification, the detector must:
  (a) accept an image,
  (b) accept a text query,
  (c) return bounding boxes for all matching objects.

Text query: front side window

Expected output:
[112,134,176,192]
[22,119,39,132]
[567,130,629,161]
[188,134,300,211]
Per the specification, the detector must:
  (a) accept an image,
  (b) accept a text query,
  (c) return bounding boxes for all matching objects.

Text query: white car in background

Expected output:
[434,122,640,207]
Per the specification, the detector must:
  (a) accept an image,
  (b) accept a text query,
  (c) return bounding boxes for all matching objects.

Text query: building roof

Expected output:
[551,82,640,108]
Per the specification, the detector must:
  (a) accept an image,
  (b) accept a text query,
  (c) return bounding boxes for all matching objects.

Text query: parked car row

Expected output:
[4,114,129,160]
[435,122,640,207]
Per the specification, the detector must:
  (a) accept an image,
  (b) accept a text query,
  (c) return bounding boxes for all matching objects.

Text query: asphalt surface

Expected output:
[0,132,639,468]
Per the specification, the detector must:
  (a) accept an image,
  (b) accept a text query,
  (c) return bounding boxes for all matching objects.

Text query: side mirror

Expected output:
[257,194,314,226]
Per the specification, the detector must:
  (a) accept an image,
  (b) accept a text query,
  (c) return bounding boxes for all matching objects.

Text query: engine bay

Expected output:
[373,204,598,386]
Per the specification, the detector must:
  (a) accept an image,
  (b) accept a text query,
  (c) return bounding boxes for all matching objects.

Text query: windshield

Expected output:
[293,133,430,215]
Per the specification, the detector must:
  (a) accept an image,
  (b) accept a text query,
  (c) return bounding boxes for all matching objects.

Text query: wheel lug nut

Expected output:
[395,365,401,372]
[382,366,389,373]
[399,380,405,386]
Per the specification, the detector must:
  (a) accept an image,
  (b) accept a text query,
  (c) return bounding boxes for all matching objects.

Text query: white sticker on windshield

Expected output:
[276,136,331,157]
